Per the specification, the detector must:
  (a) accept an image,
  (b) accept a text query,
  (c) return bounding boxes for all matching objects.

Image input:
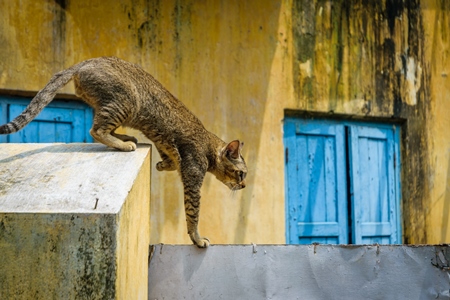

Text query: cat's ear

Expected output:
[225,140,242,159]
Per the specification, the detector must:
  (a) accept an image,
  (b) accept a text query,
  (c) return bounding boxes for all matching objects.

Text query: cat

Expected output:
[0,56,247,248]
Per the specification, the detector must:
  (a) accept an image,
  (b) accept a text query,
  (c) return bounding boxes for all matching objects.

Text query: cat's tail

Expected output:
[0,63,83,134]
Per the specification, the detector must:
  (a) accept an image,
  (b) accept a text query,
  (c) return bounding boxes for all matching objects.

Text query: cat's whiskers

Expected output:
[229,188,237,199]
[226,182,239,199]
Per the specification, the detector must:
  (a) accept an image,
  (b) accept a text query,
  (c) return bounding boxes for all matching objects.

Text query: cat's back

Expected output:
[74,57,205,129]
[76,57,153,86]
[74,56,164,101]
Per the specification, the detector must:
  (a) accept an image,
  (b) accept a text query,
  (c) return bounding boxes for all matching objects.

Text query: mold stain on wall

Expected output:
[52,0,67,71]
[292,0,431,243]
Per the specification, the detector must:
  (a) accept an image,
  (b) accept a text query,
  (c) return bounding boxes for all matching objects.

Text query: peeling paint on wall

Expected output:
[403,56,422,105]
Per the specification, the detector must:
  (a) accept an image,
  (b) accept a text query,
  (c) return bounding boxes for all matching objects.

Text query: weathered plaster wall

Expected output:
[0,144,151,299]
[0,0,449,244]
[290,0,450,244]
[0,213,117,299]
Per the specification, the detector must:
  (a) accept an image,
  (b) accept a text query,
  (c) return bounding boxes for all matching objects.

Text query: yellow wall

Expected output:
[423,1,450,243]
[116,148,151,298]
[1,0,450,244]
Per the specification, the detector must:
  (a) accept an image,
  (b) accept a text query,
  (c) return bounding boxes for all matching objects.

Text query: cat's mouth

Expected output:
[226,181,246,190]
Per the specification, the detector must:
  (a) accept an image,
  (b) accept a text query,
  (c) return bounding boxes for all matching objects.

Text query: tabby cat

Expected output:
[0,56,247,248]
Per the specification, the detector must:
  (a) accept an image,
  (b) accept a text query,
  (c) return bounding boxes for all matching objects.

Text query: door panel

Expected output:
[285,119,348,244]
[349,125,400,244]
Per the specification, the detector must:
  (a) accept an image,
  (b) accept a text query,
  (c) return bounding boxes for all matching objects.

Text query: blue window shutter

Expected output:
[348,125,401,244]
[0,97,93,143]
[284,118,348,244]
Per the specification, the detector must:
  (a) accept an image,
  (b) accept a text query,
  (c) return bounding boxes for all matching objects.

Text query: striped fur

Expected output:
[1,57,247,248]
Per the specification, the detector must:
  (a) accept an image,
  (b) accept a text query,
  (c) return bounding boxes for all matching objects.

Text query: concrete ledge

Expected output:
[0,143,151,299]
[148,244,450,299]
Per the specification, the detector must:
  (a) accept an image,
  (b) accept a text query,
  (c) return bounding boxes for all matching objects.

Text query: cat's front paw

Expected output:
[193,236,210,248]
[123,141,137,152]
[114,141,136,152]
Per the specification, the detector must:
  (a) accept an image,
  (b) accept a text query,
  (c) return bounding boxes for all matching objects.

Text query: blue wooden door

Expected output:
[284,118,349,244]
[0,96,93,143]
[348,125,401,244]
[284,118,401,245]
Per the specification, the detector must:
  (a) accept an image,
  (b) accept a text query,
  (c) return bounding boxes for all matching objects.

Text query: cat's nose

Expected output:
[240,181,246,188]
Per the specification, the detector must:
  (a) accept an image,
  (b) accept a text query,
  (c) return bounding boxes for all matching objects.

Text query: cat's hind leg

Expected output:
[156,156,177,171]
[155,144,179,171]
[90,113,136,152]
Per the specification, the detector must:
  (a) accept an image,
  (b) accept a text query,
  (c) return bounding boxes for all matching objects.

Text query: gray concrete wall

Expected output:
[0,143,151,299]
[148,244,450,299]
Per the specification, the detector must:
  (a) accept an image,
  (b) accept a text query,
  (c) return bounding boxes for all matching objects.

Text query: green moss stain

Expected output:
[402,2,429,243]
[292,0,316,107]
[51,0,67,71]
[292,0,315,63]
[74,215,117,299]
[171,0,193,72]
[0,214,117,299]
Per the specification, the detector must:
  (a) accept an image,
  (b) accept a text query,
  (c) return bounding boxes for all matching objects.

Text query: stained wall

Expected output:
[0,0,449,244]
[0,144,151,298]
[290,0,450,244]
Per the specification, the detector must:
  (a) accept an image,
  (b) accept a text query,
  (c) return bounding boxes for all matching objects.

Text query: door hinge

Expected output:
[393,152,396,169]
[285,147,289,164]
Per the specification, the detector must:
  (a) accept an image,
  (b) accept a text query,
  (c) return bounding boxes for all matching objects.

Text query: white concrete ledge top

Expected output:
[0,143,151,214]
